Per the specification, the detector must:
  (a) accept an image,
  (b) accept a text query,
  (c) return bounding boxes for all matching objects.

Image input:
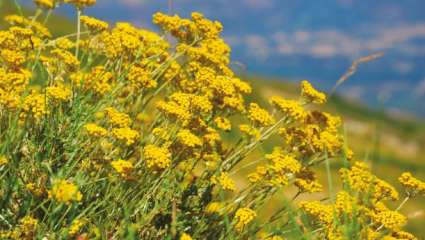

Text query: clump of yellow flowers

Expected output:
[0,0,423,239]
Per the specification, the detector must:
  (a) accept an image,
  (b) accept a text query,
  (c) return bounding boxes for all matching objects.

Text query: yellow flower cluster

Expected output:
[212,172,236,192]
[214,117,231,131]
[46,84,72,103]
[84,123,107,137]
[105,107,132,127]
[64,0,96,8]
[68,218,85,236]
[143,144,171,170]
[205,202,222,214]
[269,96,305,120]
[248,148,301,187]
[81,15,109,32]
[177,129,203,148]
[180,233,193,240]
[21,91,48,120]
[300,80,327,104]
[111,159,134,177]
[127,65,156,90]
[49,180,82,203]
[399,172,425,196]
[299,201,333,225]
[112,127,139,145]
[339,162,399,201]
[34,0,55,9]
[248,103,275,127]
[0,155,8,166]
[234,208,257,232]
[370,202,407,231]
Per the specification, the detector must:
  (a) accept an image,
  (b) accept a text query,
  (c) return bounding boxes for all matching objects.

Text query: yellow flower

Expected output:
[247,166,267,183]
[370,202,406,231]
[111,159,134,177]
[0,155,8,166]
[143,144,171,170]
[269,96,305,120]
[177,129,203,148]
[112,127,139,145]
[69,218,85,236]
[299,201,333,225]
[64,0,96,8]
[84,123,107,137]
[49,180,83,203]
[1,49,25,67]
[19,216,38,238]
[212,172,236,192]
[105,107,132,128]
[81,15,109,32]
[22,91,48,120]
[205,202,222,214]
[265,147,301,174]
[214,117,231,131]
[300,80,326,104]
[399,172,425,197]
[247,103,275,127]
[180,233,192,240]
[46,84,72,103]
[127,65,156,90]
[234,208,256,232]
[55,37,74,49]
[239,124,260,139]
[34,0,56,9]
[51,49,80,72]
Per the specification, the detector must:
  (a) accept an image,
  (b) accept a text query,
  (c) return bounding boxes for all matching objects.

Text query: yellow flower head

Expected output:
[212,172,236,192]
[112,127,139,145]
[0,155,8,166]
[34,0,56,9]
[64,0,96,8]
[111,159,134,177]
[214,116,231,131]
[84,123,107,137]
[81,15,109,32]
[269,96,305,120]
[299,201,333,225]
[180,233,192,240]
[399,172,425,197]
[143,144,171,170]
[247,103,275,127]
[234,208,256,232]
[300,80,327,104]
[177,129,203,148]
[49,180,82,203]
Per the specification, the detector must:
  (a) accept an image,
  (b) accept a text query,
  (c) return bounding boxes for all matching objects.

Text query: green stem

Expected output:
[75,8,82,58]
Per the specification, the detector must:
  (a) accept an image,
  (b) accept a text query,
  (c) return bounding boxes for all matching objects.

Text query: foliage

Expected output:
[0,1,424,239]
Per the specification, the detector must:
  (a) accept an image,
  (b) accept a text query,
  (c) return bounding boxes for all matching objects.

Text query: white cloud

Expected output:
[243,34,271,61]
[414,79,425,97]
[243,0,274,9]
[393,61,414,74]
[229,22,425,59]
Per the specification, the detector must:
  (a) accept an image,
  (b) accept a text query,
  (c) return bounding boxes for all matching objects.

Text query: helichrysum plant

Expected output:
[0,1,423,239]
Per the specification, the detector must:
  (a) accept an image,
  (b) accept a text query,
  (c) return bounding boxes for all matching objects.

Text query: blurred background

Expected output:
[16,0,425,117]
[2,0,425,236]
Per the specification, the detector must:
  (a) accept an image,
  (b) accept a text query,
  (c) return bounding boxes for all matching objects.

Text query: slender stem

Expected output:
[376,196,410,232]
[324,151,334,201]
[75,8,82,58]
[395,196,410,211]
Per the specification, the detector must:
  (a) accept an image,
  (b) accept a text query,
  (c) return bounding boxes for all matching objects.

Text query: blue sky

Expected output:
[21,0,425,116]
